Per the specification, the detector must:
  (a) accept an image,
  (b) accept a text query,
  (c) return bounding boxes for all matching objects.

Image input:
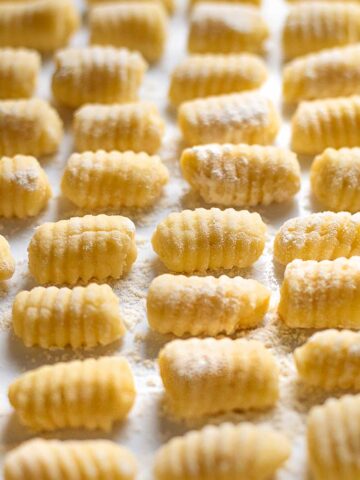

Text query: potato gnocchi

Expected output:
[282,2,360,60]
[154,423,291,480]
[0,155,51,218]
[152,208,266,273]
[295,330,360,390]
[4,439,137,480]
[274,212,360,265]
[89,3,167,63]
[52,46,147,108]
[73,102,164,154]
[62,150,169,209]
[88,0,174,14]
[8,356,136,431]
[181,144,300,206]
[278,257,360,329]
[28,215,137,285]
[307,395,360,480]
[0,234,14,281]
[159,338,279,418]
[147,274,270,336]
[12,283,126,348]
[188,3,269,55]
[0,0,79,51]
[178,92,280,146]
[169,54,267,107]
[0,48,40,99]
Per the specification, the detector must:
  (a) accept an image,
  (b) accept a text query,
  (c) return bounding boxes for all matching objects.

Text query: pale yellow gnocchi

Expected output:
[151,208,266,273]
[147,274,270,336]
[8,356,136,431]
[0,235,14,281]
[0,48,40,99]
[159,338,279,418]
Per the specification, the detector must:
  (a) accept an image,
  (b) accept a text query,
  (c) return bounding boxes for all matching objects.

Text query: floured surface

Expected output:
[0,0,341,478]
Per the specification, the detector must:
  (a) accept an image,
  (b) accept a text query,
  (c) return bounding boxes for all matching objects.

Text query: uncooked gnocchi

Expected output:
[307,394,360,480]
[0,48,40,99]
[8,356,136,431]
[147,274,270,336]
[274,212,360,265]
[151,208,266,272]
[154,423,291,480]
[295,330,360,390]
[0,235,14,281]
[178,92,280,146]
[61,150,169,209]
[278,257,360,329]
[169,54,267,107]
[188,3,269,55]
[12,283,126,348]
[73,102,165,154]
[89,3,167,63]
[159,338,279,418]
[181,144,300,206]
[28,215,137,285]
[88,0,174,13]
[52,46,147,108]
[0,99,63,157]
[4,439,137,480]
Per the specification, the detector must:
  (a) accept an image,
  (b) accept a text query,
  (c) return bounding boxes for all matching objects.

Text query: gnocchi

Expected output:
[147,274,270,336]
[311,148,360,213]
[291,96,360,155]
[89,3,167,63]
[181,144,300,206]
[12,283,126,348]
[0,235,14,281]
[274,212,360,265]
[88,0,174,14]
[278,257,360,329]
[28,215,137,285]
[188,3,269,55]
[151,208,267,273]
[4,439,137,480]
[178,92,280,146]
[0,48,40,99]
[169,54,267,107]
[8,356,136,431]
[159,338,279,418]
[154,423,291,480]
[52,47,147,108]
[295,330,360,390]
[73,102,165,154]
[307,395,360,480]
[61,150,169,209]
[0,99,63,157]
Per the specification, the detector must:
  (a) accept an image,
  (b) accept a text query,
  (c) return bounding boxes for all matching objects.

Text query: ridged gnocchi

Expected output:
[181,144,300,206]
[188,3,269,55]
[178,92,280,146]
[12,283,125,348]
[291,96,360,155]
[147,274,270,336]
[0,48,40,99]
[52,46,147,108]
[0,235,14,281]
[61,150,169,209]
[283,44,360,103]
[169,54,267,107]
[311,148,360,213]
[307,395,360,480]
[88,0,174,14]
[278,257,360,329]
[8,356,136,431]
[274,212,360,265]
[151,208,266,273]
[154,423,291,480]
[159,338,279,418]
[0,99,63,157]
[4,439,137,480]
[28,215,137,285]
[282,2,360,60]
[89,3,167,63]
[0,0,79,52]
[73,102,165,154]
[295,330,360,390]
